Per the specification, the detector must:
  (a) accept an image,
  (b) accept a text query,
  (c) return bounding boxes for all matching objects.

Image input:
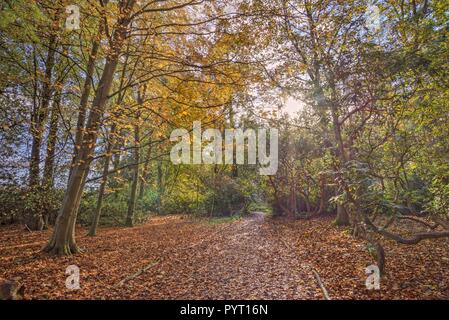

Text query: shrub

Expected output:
[0,186,63,229]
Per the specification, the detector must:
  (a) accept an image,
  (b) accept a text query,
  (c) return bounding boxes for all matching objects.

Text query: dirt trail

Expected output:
[120,212,321,299]
[1,214,449,299]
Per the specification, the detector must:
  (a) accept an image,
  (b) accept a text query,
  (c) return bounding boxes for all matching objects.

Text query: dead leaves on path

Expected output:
[0,215,448,300]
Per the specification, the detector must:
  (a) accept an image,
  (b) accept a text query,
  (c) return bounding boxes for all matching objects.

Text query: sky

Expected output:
[283,97,305,117]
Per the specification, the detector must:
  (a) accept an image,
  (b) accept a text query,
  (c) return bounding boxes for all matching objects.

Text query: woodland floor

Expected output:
[1,213,448,300]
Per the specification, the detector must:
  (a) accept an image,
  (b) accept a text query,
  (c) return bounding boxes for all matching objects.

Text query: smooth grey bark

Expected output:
[43,1,136,255]
[42,85,62,189]
[125,84,144,226]
[335,204,350,226]
[65,9,107,240]
[70,14,106,175]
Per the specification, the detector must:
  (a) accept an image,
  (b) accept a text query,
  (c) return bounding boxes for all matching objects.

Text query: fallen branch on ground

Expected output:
[113,261,159,288]
[311,268,331,300]
[278,235,332,300]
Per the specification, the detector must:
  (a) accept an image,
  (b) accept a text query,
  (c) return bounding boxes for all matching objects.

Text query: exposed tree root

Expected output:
[42,241,81,256]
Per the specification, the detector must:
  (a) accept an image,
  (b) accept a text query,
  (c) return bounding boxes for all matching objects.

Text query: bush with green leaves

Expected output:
[0,186,63,229]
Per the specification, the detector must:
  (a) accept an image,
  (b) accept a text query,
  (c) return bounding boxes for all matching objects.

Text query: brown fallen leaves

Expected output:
[0,214,448,300]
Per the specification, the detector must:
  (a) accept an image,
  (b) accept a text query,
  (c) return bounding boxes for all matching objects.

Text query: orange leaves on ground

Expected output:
[0,215,448,300]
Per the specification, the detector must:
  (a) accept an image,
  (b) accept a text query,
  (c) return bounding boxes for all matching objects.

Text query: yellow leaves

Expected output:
[286,65,296,77]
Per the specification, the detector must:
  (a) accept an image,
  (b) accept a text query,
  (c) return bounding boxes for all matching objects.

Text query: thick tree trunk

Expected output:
[335,204,350,226]
[89,36,129,234]
[44,57,118,254]
[126,124,140,227]
[70,21,104,174]
[64,18,106,239]
[43,3,135,255]
[330,99,351,226]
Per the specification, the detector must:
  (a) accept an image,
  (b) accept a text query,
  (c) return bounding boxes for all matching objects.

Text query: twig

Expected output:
[397,215,439,230]
[113,261,159,288]
[277,235,332,300]
[311,268,331,300]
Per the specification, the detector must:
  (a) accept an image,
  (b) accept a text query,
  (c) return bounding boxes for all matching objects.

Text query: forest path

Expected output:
[115,212,321,299]
[2,214,449,299]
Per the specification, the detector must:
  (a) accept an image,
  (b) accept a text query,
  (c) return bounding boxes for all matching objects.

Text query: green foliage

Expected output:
[203,175,250,216]
[0,186,63,227]
[427,177,449,217]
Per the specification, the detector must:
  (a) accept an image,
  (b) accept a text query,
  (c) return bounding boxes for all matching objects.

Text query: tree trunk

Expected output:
[289,179,298,217]
[330,98,351,226]
[89,33,130,234]
[126,83,145,226]
[317,173,328,215]
[64,15,107,239]
[44,56,118,254]
[138,140,152,199]
[43,3,135,255]
[70,19,105,175]
[42,85,62,189]
[228,103,238,178]
[29,25,59,187]
[335,204,350,226]
[126,124,140,227]
[88,125,116,236]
